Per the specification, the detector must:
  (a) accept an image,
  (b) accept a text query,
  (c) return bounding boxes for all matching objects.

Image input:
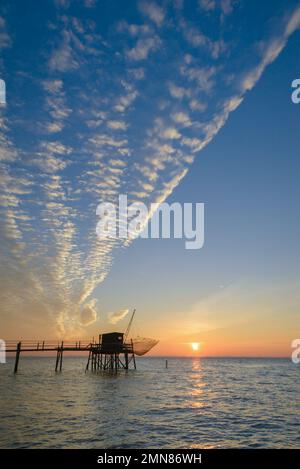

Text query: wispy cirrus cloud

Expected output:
[108,309,129,324]
[241,7,300,93]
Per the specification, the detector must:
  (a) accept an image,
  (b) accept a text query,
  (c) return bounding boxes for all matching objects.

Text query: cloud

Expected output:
[138,1,165,27]
[127,36,160,60]
[199,0,216,11]
[49,31,79,72]
[171,112,191,126]
[89,134,128,149]
[43,79,63,94]
[29,140,71,172]
[80,298,98,325]
[198,0,237,16]
[48,18,101,73]
[220,0,236,16]
[129,68,145,80]
[114,90,138,112]
[40,141,72,155]
[45,122,65,133]
[0,128,18,162]
[181,21,206,47]
[117,21,151,37]
[182,137,203,150]
[31,140,71,173]
[180,20,226,59]
[108,309,129,324]
[107,120,127,130]
[160,127,181,139]
[0,17,11,49]
[180,65,217,92]
[189,99,207,112]
[286,5,300,35]
[168,82,190,99]
[241,6,300,93]
[42,79,71,135]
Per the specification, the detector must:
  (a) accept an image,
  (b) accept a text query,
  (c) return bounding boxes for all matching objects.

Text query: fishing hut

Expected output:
[85,332,136,372]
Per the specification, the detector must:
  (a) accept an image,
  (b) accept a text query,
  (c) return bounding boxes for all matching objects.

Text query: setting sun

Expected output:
[191,342,200,352]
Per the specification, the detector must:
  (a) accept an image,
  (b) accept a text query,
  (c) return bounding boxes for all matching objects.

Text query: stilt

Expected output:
[14,341,21,373]
[125,353,129,370]
[55,348,60,372]
[59,342,63,371]
[85,349,91,372]
[131,339,136,370]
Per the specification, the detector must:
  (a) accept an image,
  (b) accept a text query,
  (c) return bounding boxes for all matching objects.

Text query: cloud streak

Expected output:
[108,309,129,325]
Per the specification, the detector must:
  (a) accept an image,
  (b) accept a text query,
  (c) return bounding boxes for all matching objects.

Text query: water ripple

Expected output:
[0,357,299,448]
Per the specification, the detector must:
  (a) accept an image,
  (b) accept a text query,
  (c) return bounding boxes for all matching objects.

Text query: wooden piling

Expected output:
[59,342,64,371]
[14,341,21,373]
[131,339,136,369]
[55,348,60,372]
[85,350,91,372]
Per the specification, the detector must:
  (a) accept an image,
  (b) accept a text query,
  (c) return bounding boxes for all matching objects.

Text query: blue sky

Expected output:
[0,0,300,354]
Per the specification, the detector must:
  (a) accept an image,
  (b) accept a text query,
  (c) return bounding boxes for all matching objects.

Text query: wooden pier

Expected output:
[5,332,136,373]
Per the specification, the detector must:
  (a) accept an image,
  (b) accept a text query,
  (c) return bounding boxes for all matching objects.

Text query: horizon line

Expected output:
[4,353,292,359]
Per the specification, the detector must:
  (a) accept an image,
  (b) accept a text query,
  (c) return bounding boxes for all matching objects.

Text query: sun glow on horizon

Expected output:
[191,342,200,352]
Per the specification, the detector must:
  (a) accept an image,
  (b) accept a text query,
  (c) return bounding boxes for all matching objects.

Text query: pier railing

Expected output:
[5,340,92,352]
[5,340,134,353]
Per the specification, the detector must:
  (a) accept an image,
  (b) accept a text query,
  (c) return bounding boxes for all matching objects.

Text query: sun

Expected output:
[191,342,200,351]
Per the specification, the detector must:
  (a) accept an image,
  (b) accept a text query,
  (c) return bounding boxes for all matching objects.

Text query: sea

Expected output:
[0,357,299,448]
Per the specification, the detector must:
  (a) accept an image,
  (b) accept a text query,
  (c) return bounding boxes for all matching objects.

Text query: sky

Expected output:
[0,0,300,356]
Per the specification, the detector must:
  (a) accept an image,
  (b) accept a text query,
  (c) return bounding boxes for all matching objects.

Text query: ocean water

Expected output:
[0,357,299,449]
